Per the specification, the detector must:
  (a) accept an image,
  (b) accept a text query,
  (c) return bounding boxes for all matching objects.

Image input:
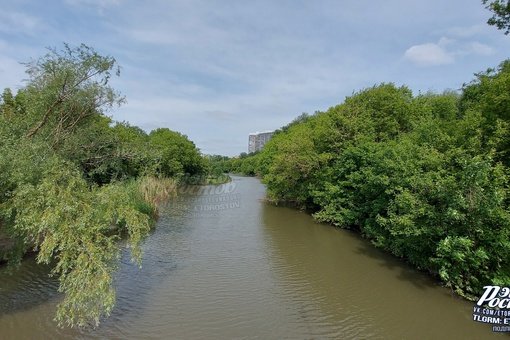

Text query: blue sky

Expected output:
[1,0,509,156]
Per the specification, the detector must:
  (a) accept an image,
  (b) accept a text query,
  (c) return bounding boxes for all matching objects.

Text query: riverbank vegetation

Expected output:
[0,44,208,327]
[2,1,509,327]
[222,60,510,300]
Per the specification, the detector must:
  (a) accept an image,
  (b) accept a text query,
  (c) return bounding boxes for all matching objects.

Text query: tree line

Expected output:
[219,60,510,300]
[0,44,208,327]
[2,0,509,328]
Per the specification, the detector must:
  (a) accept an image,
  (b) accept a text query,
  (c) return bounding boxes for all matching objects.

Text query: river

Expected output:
[0,176,504,339]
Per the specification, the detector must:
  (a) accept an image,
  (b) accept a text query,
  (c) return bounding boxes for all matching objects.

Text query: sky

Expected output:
[1,1,509,156]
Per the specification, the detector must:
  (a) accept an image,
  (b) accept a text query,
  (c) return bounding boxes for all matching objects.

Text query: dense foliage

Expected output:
[0,44,206,327]
[233,61,510,299]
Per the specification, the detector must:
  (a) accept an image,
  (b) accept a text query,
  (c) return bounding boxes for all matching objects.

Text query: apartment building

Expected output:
[248,131,274,153]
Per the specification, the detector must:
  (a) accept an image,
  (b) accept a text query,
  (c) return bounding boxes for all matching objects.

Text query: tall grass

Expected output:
[135,176,178,215]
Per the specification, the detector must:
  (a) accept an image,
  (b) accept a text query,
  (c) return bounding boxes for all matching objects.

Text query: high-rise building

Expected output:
[248,131,274,153]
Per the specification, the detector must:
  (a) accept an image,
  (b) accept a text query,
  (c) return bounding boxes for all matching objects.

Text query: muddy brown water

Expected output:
[0,176,504,339]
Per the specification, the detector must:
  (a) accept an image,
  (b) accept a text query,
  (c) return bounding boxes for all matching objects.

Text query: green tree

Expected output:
[22,43,124,145]
[205,154,231,176]
[0,89,28,136]
[149,128,206,177]
[110,122,154,178]
[459,60,510,164]
[11,160,150,327]
[0,44,153,327]
[483,0,510,34]
[262,120,326,206]
[279,112,312,133]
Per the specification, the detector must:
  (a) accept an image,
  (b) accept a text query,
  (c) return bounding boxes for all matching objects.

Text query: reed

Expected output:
[137,176,178,213]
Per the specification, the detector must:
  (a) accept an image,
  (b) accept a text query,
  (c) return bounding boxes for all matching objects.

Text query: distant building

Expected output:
[248,131,274,153]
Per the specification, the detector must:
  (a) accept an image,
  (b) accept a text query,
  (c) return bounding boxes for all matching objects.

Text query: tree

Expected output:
[110,122,154,179]
[483,0,510,34]
[11,161,151,327]
[204,154,231,176]
[22,43,124,145]
[0,44,153,327]
[12,44,157,185]
[280,112,312,133]
[148,128,206,177]
[262,121,325,206]
[459,59,510,164]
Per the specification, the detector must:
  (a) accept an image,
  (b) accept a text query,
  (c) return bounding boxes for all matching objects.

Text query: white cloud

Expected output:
[404,35,497,67]
[465,41,494,56]
[404,38,455,66]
